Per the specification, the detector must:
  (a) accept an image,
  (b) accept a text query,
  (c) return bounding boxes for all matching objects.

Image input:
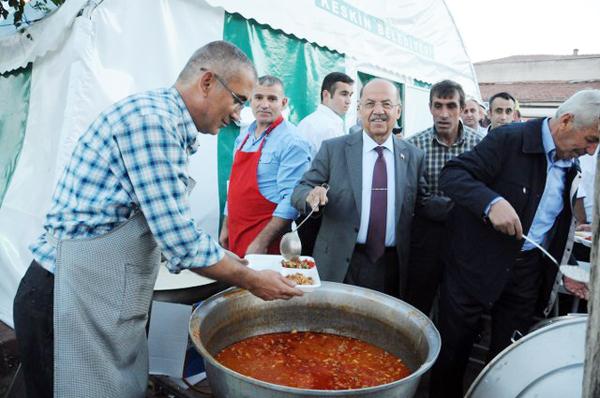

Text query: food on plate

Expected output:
[575,230,592,239]
[285,273,314,285]
[215,331,411,390]
[281,257,316,269]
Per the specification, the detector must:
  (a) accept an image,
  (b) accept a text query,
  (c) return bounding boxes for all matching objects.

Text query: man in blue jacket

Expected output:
[430,89,600,398]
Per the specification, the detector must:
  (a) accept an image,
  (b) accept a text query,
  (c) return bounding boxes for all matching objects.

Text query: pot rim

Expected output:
[465,315,588,397]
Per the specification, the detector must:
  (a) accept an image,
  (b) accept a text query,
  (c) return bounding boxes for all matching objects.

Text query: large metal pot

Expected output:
[189,281,440,397]
[466,315,587,397]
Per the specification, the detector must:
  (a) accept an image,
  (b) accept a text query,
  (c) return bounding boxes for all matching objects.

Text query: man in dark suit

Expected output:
[430,89,600,398]
[405,80,483,316]
[291,78,450,298]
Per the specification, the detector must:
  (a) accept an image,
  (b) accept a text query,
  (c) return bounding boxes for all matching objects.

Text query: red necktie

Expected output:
[366,146,387,262]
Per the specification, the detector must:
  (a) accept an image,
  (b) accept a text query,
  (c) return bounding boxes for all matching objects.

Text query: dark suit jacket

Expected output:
[291,132,450,298]
[439,118,580,308]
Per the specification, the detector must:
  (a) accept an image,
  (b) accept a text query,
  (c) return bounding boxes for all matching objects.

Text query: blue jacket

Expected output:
[440,118,579,308]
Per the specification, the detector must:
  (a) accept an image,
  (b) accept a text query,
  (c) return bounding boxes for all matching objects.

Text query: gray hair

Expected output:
[360,78,401,104]
[555,89,600,129]
[177,40,257,84]
[257,75,285,92]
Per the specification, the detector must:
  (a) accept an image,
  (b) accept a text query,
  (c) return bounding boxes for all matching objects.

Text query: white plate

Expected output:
[560,265,590,284]
[245,254,321,292]
[577,261,591,273]
[574,231,592,247]
[279,266,321,292]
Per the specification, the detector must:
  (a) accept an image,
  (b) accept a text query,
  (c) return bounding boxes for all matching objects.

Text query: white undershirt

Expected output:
[297,104,345,157]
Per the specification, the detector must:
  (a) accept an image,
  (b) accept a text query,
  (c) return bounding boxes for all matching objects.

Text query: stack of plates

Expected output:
[559,263,590,284]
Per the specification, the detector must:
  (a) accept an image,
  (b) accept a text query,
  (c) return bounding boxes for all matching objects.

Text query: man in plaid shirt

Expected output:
[405,80,484,316]
[13,41,302,398]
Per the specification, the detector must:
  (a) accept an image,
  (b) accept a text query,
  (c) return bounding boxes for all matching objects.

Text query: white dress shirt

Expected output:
[297,104,345,157]
[357,132,396,246]
[578,151,597,223]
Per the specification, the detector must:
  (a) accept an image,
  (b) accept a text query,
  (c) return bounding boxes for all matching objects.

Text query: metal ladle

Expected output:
[522,234,559,265]
[280,184,329,261]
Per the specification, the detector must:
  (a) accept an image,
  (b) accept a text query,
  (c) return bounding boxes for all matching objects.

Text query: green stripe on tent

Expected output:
[216,123,238,231]
[224,12,345,124]
[0,63,31,208]
[218,12,345,230]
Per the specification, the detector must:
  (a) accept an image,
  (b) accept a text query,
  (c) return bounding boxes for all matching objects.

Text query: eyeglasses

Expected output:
[360,100,400,111]
[212,73,248,111]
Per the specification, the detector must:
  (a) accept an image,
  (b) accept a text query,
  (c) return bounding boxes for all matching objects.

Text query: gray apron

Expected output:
[52,211,160,397]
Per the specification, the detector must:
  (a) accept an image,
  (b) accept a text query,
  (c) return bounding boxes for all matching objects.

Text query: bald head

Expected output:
[174,41,257,135]
[360,78,401,103]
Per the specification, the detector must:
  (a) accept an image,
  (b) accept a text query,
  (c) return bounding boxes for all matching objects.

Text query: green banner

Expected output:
[218,12,345,230]
[0,64,32,208]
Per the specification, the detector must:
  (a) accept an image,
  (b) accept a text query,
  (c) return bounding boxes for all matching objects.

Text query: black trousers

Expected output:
[344,245,399,297]
[429,250,543,398]
[297,215,321,256]
[405,215,446,315]
[13,260,54,398]
[573,242,590,262]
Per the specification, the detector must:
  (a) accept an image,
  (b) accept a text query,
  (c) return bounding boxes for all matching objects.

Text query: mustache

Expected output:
[369,114,389,122]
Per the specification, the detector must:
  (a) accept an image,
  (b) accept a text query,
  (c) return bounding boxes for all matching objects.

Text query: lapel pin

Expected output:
[522,187,527,194]
[400,153,405,160]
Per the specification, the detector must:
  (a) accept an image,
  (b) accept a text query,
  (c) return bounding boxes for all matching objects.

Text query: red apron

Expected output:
[227,116,284,257]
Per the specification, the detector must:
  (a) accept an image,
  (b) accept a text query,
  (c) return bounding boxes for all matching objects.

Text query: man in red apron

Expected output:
[220,75,311,257]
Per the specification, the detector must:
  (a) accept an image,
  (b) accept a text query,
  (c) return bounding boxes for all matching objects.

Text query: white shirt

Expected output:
[297,104,345,157]
[476,125,487,136]
[578,151,597,223]
[357,132,396,246]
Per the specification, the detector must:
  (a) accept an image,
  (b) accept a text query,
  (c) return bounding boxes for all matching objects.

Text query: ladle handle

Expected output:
[522,234,559,265]
[292,183,330,233]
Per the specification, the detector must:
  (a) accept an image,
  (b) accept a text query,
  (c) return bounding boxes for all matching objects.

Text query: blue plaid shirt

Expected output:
[31,87,224,274]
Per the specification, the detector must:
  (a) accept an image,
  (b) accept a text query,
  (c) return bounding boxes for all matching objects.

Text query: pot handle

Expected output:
[510,329,523,343]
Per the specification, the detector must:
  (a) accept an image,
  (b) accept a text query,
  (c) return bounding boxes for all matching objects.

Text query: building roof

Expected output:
[479,80,600,102]
[475,54,600,65]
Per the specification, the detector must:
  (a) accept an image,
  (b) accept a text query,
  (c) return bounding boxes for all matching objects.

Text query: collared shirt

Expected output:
[226,119,311,220]
[523,118,575,250]
[577,151,597,223]
[476,125,488,136]
[31,87,224,274]
[407,122,483,195]
[297,104,345,157]
[357,132,396,246]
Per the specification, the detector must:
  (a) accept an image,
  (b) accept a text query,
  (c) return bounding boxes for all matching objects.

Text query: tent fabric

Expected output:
[218,12,345,221]
[204,0,479,96]
[0,0,479,327]
[0,0,226,326]
[0,0,89,74]
[223,12,345,125]
[0,65,31,327]
[0,64,31,207]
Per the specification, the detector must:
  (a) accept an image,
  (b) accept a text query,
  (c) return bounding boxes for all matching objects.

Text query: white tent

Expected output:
[0,0,478,327]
